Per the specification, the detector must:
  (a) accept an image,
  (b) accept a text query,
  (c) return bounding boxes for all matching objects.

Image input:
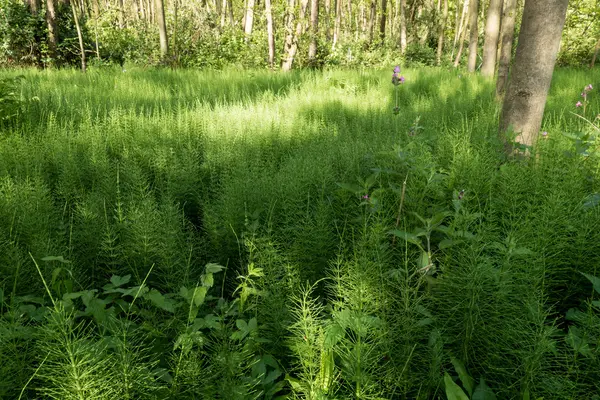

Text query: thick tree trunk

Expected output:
[436,0,448,65]
[265,0,275,68]
[244,0,255,38]
[496,0,516,96]
[499,0,569,151]
[379,0,387,41]
[45,0,58,66]
[591,37,600,68]
[71,0,86,72]
[481,0,503,76]
[308,0,319,62]
[399,0,406,52]
[467,0,478,72]
[156,0,169,59]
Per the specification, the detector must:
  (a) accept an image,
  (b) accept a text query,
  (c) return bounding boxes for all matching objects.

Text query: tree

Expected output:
[308,0,319,63]
[499,0,569,151]
[45,0,58,66]
[436,0,448,65]
[156,0,168,60]
[399,0,407,53]
[481,0,503,76]
[265,0,275,68]
[467,0,478,72]
[282,0,310,71]
[496,0,517,96]
[244,0,256,38]
[591,37,600,68]
[71,0,86,72]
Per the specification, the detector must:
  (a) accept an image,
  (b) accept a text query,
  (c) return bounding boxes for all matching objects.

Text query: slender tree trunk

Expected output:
[333,0,341,47]
[452,0,469,60]
[118,0,125,27]
[467,0,478,72]
[324,0,331,41]
[367,0,376,44]
[379,0,387,41]
[71,0,86,72]
[496,0,516,96]
[265,0,275,68]
[453,2,470,66]
[481,0,503,76]
[499,0,569,150]
[282,0,310,71]
[26,0,42,13]
[282,0,296,65]
[221,0,227,26]
[308,0,319,62]
[399,0,406,52]
[436,0,448,65]
[45,0,58,66]
[591,37,600,68]
[156,0,169,59]
[244,0,255,38]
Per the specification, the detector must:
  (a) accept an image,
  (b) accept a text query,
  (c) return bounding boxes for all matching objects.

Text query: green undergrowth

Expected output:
[1,66,600,399]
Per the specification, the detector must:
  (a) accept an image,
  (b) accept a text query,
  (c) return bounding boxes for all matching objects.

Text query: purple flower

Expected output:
[541,131,548,137]
[576,101,583,108]
[362,194,369,200]
[393,65,401,73]
[585,84,593,91]
[399,76,405,83]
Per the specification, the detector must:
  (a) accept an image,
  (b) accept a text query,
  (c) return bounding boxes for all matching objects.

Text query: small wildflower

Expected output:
[582,92,587,99]
[362,194,370,200]
[576,101,583,108]
[458,189,465,200]
[394,65,401,73]
[585,84,593,91]
[399,76,405,83]
[541,131,548,138]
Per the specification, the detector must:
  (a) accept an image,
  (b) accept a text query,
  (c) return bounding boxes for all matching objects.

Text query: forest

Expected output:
[1,0,600,399]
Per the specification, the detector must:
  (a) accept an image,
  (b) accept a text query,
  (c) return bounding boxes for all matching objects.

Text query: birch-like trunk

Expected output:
[467,0,478,72]
[481,0,503,76]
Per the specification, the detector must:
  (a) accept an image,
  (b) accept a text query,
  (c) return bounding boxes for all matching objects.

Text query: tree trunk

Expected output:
[591,37,600,68]
[399,0,406,52]
[26,0,41,13]
[244,0,255,38]
[379,0,387,41]
[71,0,86,72]
[436,0,448,65]
[156,0,169,60]
[496,0,516,96]
[265,0,275,68]
[282,0,296,66]
[367,0,376,44]
[467,0,478,72]
[499,0,569,151]
[45,0,58,66]
[308,0,319,62]
[282,0,310,71]
[481,0,503,76]
[333,0,341,47]
[453,1,470,67]
[452,0,469,61]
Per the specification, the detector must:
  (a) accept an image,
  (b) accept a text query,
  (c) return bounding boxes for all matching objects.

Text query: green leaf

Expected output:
[110,274,131,288]
[364,172,379,188]
[236,319,249,332]
[473,378,497,400]
[324,323,345,348]
[581,272,600,295]
[192,286,208,307]
[451,357,475,396]
[248,317,258,332]
[145,289,176,313]
[444,372,470,400]
[205,263,224,274]
[431,211,451,227]
[41,256,70,264]
[439,238,460,249]
[418,251,430,270]
[202,272,214,288]
[336,182,362,193]
[388,230,422,247]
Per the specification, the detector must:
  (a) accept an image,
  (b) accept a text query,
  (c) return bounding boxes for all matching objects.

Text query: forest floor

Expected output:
[1,66,600,399]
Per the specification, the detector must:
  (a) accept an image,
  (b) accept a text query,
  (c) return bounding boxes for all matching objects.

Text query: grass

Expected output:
[1,65,600,399]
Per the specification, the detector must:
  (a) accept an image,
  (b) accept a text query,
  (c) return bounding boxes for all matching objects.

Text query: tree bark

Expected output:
[452,0,469,61]
[379,0,387,41]
[265,0,275,68]
[244,0,255,38]
[453,0,470,67]
[591,37,600,68]
[71,0,86,72]
[333,0,341,48]
[499,0,569,151]
[45,0,58,66]
[156,0,169,60]
[308,0,319,62]
[496,0,516,97]
[282,0,310,71]
[436,0,448,65]
[481,0,503,76]
[367,0,376,44]
[25,0,41,13]
[282,0,296,66]
[399,0,406,52]
[467,0,478,72]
